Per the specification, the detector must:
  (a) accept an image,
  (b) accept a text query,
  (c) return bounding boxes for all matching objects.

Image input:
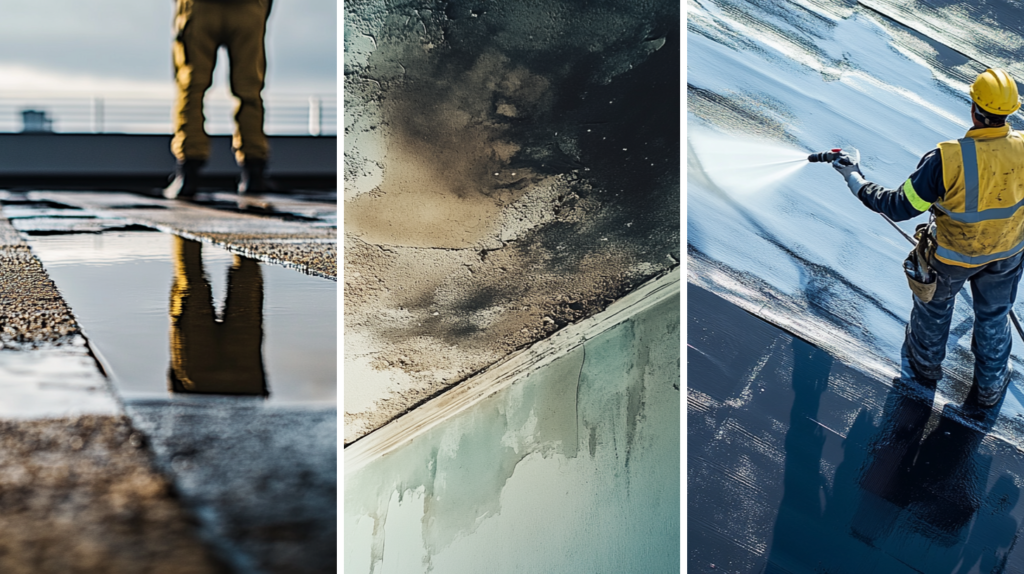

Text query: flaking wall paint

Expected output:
[344,292,680,573]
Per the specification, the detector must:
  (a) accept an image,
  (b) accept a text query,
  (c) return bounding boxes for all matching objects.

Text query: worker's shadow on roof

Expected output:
[764,336,1019,570]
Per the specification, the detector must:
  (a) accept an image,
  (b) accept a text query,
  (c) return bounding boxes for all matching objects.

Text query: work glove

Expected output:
[832,152,867,195]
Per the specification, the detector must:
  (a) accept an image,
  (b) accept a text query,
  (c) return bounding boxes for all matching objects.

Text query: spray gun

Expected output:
[808,148,859,165]
[808,149,844,163]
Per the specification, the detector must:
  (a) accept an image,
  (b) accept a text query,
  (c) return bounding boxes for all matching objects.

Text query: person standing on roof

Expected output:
[833,68,1024,408]
[164,0,273,199]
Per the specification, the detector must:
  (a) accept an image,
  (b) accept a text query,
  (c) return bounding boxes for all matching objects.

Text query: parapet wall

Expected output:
[0,134,336,190]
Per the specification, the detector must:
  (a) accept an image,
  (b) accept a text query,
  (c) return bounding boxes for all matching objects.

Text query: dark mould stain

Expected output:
[369,0,679,214]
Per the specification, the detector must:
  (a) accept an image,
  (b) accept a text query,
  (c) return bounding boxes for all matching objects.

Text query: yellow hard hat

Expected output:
[970,68,1021,115]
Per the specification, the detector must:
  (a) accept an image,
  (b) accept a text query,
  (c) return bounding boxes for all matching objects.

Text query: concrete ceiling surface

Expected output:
[344,0,681,442]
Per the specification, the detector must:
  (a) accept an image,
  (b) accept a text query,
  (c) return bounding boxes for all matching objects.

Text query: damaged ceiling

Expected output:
[344,0,680,444]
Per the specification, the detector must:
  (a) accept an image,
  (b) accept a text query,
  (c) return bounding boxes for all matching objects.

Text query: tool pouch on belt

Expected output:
[903,222,938,303]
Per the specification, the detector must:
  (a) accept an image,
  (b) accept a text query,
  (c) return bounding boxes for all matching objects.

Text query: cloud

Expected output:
[0,0,335,95]
[0,65,172,97]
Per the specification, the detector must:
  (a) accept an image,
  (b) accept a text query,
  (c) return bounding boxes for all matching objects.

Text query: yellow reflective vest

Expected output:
[932,125,1024,267]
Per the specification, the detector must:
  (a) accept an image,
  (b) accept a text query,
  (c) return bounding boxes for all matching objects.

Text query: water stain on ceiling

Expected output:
[344,0,680,442]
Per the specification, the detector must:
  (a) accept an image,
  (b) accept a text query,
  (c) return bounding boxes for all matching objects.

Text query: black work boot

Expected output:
[977,363,1014,408]
[164,159,204,199]
[238,158,270,194]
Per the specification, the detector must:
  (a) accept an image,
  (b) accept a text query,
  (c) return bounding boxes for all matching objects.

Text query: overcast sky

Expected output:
[0,0,336,97]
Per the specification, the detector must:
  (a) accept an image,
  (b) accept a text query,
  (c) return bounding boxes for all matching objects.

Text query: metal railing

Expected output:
[0,93,336,136]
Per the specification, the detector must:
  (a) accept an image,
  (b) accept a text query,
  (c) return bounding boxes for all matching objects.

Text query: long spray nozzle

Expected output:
[808,148,843,163]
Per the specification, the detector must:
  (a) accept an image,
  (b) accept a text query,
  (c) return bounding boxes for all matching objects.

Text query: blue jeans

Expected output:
[904,251,1024,395]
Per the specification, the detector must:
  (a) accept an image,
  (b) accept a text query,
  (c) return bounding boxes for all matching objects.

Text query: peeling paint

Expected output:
[346,271,679,573]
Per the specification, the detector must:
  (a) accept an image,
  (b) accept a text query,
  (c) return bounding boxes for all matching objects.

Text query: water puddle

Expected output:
[188,191,337,228]
[25,230,336,405]
[0,347,120,418]
[2,197,150,235]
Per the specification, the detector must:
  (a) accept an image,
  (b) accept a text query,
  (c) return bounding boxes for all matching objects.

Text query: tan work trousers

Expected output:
[172,0,271,164]
[169,236,267,396]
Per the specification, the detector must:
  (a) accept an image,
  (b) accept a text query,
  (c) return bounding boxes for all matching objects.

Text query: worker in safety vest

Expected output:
[833,68,1024,408]
[164,0,273,199]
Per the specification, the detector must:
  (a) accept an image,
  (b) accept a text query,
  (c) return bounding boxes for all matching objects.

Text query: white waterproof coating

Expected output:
[688,0,1024,438]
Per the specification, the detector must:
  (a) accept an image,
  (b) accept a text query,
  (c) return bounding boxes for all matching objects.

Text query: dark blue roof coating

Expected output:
[688,283,1024,573]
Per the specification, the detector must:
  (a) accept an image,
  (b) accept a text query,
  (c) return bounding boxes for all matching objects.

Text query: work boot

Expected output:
[961,385,999,425]
[238,158,270,194]
[977,363,1014,408]
[907,358,942,386]
[164,159,204,199]
[902,337,943,384]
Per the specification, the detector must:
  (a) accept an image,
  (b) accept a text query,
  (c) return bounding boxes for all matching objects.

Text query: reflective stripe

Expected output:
[934,137,1024,223]
[934,132,1024,267]
[960,137,979,213]
[933,199,1024,223]
[935,237,1024,266]
[901,178,932,212]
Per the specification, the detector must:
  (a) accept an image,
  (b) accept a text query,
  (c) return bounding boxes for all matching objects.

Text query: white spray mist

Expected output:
[689,132,810,197]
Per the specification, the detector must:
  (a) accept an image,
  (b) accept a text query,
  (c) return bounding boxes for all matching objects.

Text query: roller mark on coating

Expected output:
[719,417,785,466]
[687,388,716,414]
[692,451,779,520]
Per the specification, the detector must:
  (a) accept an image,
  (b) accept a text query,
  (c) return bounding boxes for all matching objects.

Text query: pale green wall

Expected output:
[345,290,680,573]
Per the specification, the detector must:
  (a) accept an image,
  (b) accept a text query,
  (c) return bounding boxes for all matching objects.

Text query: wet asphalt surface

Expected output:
[0,190,337,573]
[689,283,1024,573]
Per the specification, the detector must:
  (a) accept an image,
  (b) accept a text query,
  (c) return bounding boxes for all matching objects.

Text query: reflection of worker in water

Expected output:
[164,0,273,199]
[766,353,1019,570]
[844,378,1024,573]
[168,236,267,396]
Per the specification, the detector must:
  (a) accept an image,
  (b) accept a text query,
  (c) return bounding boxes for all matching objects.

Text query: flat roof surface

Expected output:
[0,189,336,572]
[689,282,1024,573]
